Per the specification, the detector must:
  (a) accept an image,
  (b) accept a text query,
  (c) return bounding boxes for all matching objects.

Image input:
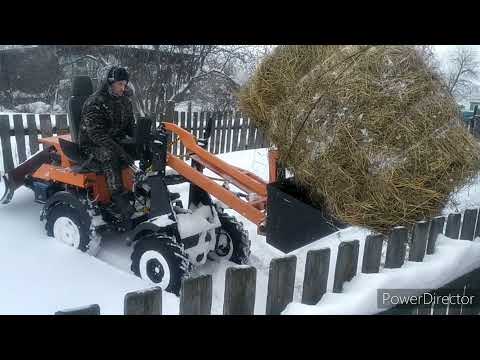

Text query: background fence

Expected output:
[56,208,480,315]
[0,111,270,173]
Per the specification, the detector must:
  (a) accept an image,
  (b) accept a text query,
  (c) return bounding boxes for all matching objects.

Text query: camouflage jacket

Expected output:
[78,80,135,155]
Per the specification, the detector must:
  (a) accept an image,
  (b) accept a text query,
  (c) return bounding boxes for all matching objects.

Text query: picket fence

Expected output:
[0,111,269,173]
[56,209,480,315]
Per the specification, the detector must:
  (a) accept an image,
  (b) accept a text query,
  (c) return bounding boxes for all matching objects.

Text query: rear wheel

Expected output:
[131,233,191,295]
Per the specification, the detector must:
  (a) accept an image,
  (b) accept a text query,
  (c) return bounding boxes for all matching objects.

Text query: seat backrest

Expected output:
[67,76,94,143]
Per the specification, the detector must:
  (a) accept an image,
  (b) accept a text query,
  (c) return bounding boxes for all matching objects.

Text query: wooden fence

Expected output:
[55,208,480,315]
[0,111,270,173]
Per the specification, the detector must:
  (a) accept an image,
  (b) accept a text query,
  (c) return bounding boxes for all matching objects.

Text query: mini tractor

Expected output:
[0,76,345,295]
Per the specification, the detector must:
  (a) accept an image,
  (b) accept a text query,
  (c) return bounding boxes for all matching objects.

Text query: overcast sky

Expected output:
[432,45,480,69]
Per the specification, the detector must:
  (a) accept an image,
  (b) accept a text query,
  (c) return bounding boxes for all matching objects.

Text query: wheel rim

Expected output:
[214,230,234,259]
[53,217,81,248]
[139,250,171,289]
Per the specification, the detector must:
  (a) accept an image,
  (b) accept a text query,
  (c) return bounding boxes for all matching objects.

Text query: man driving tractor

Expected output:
[78,66,136,225]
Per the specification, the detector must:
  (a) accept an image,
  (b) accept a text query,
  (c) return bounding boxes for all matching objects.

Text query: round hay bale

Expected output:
[239,45,480,234]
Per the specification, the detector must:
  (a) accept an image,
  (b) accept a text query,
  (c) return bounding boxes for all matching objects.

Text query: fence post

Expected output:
[460,209,478,241]
[301,248,330,305]
[333,240,360,293]
[445,213,461,239]
[426,216,445,255]
[0,115,14,172]
[13,114,26,164]
[55,304,100,315]
[180,275,212,315]
[362,234,384,273]
[409,221,429,262]
[385,227,408,268]
[266,256,297,315]
[223,266,257,315]
[124,287,162,315]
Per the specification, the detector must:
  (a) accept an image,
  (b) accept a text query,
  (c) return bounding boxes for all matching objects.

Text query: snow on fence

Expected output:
[0,111,270,173]
[55,210,480,315]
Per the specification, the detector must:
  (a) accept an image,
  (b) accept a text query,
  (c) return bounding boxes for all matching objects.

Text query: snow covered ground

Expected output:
[1,148,480,315]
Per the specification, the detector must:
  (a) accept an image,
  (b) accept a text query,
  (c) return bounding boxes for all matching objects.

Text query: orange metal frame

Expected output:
[164,122,276,227]
[30,123,279,227]
[33,135,134,204]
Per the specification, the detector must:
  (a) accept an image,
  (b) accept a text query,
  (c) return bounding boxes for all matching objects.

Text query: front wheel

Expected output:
[210,213,251,265]
[130,233,191,295]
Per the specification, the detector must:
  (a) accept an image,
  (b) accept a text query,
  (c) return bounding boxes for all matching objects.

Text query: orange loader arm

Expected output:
[163,122,276,227]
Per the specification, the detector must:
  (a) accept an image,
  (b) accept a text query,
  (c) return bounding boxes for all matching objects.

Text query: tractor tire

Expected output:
[131,233,191,295]
[212,212,251,265]
[45,203,94,252]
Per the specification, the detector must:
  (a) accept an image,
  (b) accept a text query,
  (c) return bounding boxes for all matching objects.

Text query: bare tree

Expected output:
[445,46,480,100]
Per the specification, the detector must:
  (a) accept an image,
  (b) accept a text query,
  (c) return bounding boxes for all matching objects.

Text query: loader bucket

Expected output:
[266,177,348,253]
[0,146,52,204]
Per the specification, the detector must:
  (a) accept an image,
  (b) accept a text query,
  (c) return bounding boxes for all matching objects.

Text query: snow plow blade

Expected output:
[0,146,52,204]
[266,178,348,253]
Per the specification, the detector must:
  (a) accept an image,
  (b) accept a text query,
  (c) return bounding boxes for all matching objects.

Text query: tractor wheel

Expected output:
[210,212,251,265]
[45,203,95,252]
[130,233,191,295]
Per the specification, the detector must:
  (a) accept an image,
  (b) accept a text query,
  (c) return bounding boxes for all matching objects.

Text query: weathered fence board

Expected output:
[56,114,69,135]
[445,213,461,239]
[426,217,445,255]
[0,115,14,172]
[247,118,256,148]
[39,114,53,138]
[180,112,186,156]
[55,304,100,315]
[460,209,478,241]
[232,112,241,152]
[180,275,212,315]
[238,115,248,150]
[301,248,330,305]
[266,256,297,315]
[409,221,429,262]
[223,267,257,315]
[214,113,222,154]
[333,240,360,293]
[362,234,384,274]
[385,227,408,268]
[219,112,227,154]
[225,111,233,153]
[26,114,39,155]
[124,287,162,315]
[13,114,26,163]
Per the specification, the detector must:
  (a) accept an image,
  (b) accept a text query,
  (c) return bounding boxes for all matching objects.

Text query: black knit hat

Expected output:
[107,66,129,84]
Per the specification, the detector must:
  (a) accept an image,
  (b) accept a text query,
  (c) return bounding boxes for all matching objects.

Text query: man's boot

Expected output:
[111,191,136,230]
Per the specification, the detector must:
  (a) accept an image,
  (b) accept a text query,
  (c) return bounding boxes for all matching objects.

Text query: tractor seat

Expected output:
[58,138,102,174]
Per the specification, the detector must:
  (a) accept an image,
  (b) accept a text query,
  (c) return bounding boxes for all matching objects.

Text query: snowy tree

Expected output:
[444,46,480,101]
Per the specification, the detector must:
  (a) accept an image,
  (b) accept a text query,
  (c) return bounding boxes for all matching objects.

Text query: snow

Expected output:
[1,145,480,314]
